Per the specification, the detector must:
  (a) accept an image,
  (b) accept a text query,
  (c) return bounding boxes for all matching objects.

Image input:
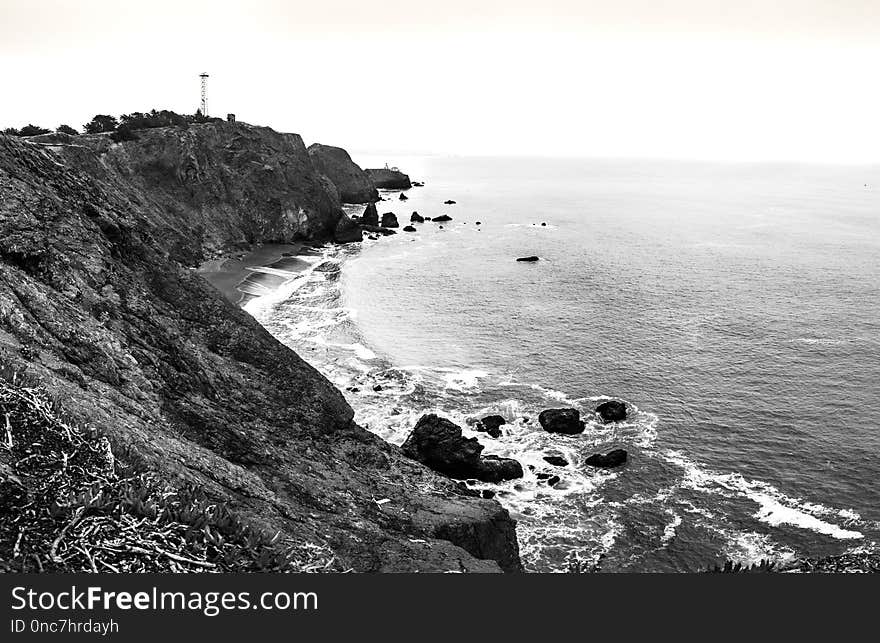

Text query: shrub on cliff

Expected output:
[84,114,119,134]
[56,124,79,136]
[0,373,341,573]
[17,124,52,137]
[109,124,139,143]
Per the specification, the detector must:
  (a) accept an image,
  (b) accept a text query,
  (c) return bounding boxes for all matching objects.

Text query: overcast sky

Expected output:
[2,0,880,162]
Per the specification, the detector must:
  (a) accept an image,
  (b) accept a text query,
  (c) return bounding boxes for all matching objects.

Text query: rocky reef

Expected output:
[0,125,522,573]
[307,143,379,204]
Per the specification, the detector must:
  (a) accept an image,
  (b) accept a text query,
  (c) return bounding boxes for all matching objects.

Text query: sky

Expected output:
[2,0,880,162]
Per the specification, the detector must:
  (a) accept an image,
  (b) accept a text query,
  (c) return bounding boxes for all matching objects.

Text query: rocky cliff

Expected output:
[0,126,521,573]
[365,167,412,189]
[308,143,379,203]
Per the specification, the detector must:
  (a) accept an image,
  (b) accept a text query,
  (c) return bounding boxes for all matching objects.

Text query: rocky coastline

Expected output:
[1,122,874,574]
[0,123,520,573]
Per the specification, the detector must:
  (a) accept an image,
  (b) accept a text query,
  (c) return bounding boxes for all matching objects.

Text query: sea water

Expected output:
[247,155,880,571]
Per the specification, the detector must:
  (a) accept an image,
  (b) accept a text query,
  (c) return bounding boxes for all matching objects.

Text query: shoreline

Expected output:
[197,242,324,306]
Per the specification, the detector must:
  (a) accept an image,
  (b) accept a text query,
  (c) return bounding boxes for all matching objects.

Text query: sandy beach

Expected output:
[197,242,323,306]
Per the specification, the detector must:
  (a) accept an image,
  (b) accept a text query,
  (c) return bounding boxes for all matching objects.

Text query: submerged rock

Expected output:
[585,449,628,468]
[444,199,457,204]
[381,212,399,228]
[433,214,452,222]
[403,225,417,232]
[475,415,506,438]
[538,408,585,434]
[595,400,627,423]
[402,414,523,483]
[543,455,569,467]
[516,256,539,262]
[360,224,396,236]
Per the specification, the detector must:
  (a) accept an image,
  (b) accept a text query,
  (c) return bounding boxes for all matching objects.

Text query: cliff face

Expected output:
[0,130,521,572]
[307,143,379,203]
[365,167,412,189]
[31,123,348,259]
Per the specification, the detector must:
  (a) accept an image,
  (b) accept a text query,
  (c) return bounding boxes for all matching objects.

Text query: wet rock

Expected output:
[333,212,363,243]
[403,225,417,232]
[412,181,424,187]
[595,400,627,423]
[585,449,628,468]
[402,414,523,483]
[444,200,457,204]
[478,455,524,483]
[361,202,379,226]
[361,224,396,236]
[543,455,569,467]
[476,221,482,225]
[399,193,408,200]
[541,222,547,226]
[547,475,561,486]
[410,211,424,223]
[380,212,399,228]
[516,256,539,262]
[481,490,496,499]
[433,214,452,222]
[476,415,506,438]
[372,384,383,391]
[538,408,585,434]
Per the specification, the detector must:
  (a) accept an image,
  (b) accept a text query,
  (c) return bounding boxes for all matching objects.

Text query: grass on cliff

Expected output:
[0,373,341,573]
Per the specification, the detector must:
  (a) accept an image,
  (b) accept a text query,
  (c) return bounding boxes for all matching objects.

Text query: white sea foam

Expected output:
[664,450,863,540]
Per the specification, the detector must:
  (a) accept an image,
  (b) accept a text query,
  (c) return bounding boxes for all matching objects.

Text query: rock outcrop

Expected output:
[410,212,424,223]
[476,415,506,438]
[402,415,524,486]
[0,129,522,573]
[381,212,399,228]
[361,202,379,227]
[538,408,585,434]
[596,400,627,423]
[365,168,412,189]
[433,214,452,222]
[585,449,628,468]
[307,143,379,204]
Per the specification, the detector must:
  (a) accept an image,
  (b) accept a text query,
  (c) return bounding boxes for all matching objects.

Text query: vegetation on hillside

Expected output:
[0,372,341,573]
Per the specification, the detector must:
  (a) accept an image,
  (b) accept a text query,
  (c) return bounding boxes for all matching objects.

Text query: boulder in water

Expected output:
[410,211,424,223]
[433,214,452,222]
[543,455,569,467]
[380,212,399,228]
[333,212,363,243]
[538,408,585,434]
[584,449,628,468]
[475,415,506,438]
[477,455,524,483]
[403,225,417,232]
[401,414,524,482]
[399,193,408,200]
[595,400,627,423]
[444,199,457,205]
[516,256,539,262]
[361,202,379,227]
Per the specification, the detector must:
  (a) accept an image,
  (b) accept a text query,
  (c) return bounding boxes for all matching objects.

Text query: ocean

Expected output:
[246,155,880,572]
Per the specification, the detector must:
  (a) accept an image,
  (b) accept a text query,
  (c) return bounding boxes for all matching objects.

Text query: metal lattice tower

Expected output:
[199,73,209,117]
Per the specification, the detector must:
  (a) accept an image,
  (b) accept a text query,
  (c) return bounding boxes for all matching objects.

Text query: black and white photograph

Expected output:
[1,1,878,627]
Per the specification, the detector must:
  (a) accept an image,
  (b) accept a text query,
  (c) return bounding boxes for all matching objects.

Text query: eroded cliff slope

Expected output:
[0,127,521,572]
